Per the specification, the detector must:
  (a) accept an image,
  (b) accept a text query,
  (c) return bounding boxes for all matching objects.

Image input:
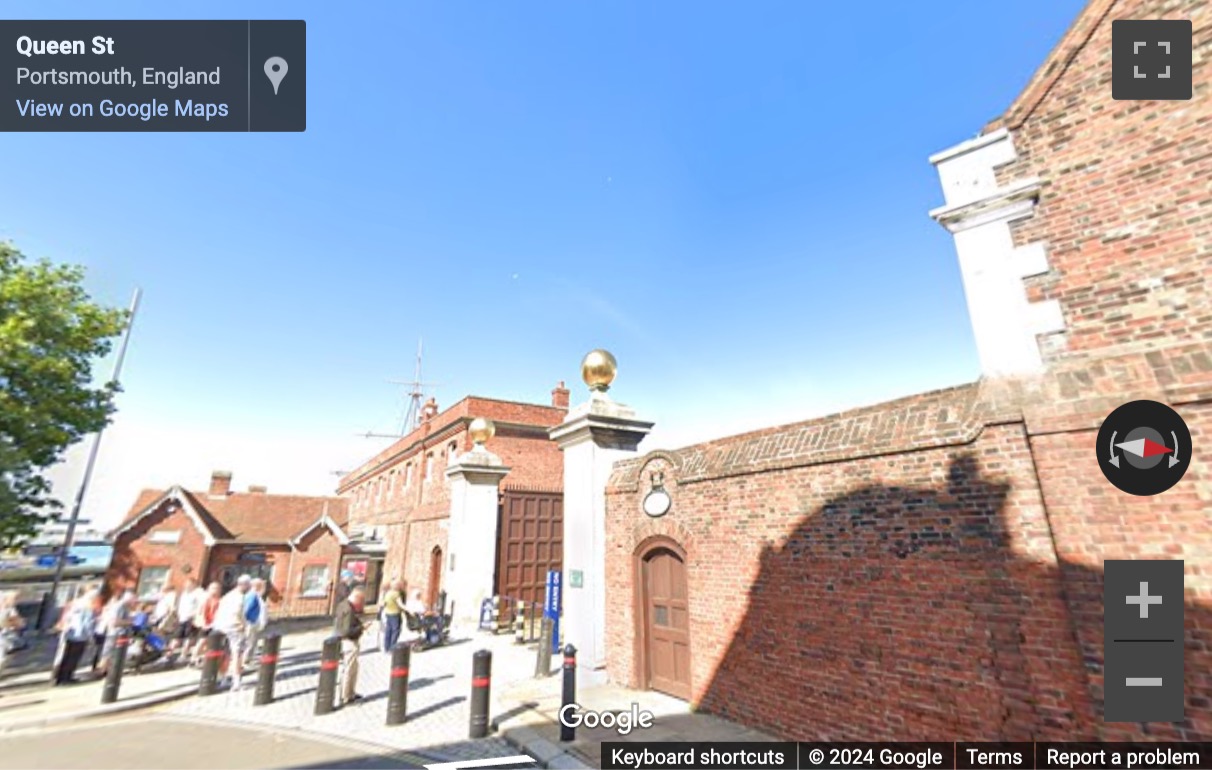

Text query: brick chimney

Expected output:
[248,485,267,494]
[209,471,232,497]
[421,397,439,423]
[551,381,570,409]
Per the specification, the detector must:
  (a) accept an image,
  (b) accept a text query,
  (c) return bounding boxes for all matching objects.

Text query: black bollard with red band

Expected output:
[386,643,410,725]
[560,644,577,741]
[314,636,341,715]
[253,633,281,706]
[198,631,225,696]
[469,649,492,738]
[100,631,130,704]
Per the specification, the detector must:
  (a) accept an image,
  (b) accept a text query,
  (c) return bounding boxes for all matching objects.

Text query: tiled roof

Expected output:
[116,486,349,544]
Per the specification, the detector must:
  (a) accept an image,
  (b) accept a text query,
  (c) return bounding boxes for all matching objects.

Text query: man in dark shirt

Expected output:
[333,570,356,607]
[333,586,365,705]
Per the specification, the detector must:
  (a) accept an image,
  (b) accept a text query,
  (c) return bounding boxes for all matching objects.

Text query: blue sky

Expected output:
[2,0,1086,525]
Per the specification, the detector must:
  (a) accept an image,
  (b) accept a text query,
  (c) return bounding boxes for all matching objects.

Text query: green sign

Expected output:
[569,569,583,588]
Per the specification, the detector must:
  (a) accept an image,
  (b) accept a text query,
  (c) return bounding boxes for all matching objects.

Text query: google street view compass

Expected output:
[1097,400,1191,496]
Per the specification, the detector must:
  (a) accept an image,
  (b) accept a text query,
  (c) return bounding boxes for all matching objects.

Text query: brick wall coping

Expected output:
[609,342,1212,493]
[610,378,1027,491]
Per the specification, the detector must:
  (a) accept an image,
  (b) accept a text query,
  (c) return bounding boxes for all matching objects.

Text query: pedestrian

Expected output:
[403,588,427,646]
[171,578,205,661]
[89,587,112,674]
[191,582,222,668]
[53,588,97,685]
[95,591,135,676]
[333,586,366,706]
[213,575,252,689]
[379,578,404,652]
[242,578,268,669]
[151,583,179,639]
[334,569,356,607]
[0,590,25,679]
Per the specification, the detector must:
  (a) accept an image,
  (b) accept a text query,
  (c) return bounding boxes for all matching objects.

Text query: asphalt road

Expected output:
[0,715,427,769]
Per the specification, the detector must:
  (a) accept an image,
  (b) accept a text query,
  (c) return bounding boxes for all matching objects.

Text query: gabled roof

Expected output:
[112,484,350,545]
[109,486,224,545]
[985,0,1118,132]
[291,504,351,547]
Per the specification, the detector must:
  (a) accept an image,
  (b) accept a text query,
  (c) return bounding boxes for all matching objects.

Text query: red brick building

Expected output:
[108,471,353,617]
[604,0,1211,743]
[337,385,569,610]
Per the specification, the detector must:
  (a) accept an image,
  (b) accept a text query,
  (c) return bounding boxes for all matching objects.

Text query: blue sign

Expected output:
[544,570,561,654]
[478,598,495,631]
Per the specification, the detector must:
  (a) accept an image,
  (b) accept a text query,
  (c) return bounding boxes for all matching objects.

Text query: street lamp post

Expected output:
[38,287,142,632]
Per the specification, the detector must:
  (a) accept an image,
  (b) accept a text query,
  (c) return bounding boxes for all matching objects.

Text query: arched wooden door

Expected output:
[641,546,691,699]
[427,546,443,609]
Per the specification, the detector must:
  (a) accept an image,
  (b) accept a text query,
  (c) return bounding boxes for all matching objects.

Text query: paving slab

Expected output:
[163,630,551,765]
[492,678,782,768]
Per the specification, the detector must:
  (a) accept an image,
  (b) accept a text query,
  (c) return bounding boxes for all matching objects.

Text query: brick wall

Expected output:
[608,390,1088,741]
[993,0,1212,363]
[606,362,1211,739]
[106,501,210,595]
[284,525,346,617]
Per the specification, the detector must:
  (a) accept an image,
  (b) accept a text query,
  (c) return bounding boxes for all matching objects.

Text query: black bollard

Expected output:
[514,601,525,643]
[386,643,411,725]
[560,644,577,741]
[314,636,341,715]
[469,649,492,738]
[534,615,553,677]
[198,630,225,696]
[253,633,281,706]
[100,632,129,704]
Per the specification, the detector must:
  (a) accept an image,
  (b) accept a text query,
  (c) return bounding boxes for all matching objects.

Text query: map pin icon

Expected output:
[264,57,288,95]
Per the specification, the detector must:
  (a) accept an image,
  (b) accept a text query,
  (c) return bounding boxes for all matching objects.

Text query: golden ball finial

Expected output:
[581,349,617,392]
[468,417,495,445]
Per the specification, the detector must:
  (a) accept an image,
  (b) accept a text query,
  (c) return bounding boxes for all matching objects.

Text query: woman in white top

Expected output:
[171,578,206,658]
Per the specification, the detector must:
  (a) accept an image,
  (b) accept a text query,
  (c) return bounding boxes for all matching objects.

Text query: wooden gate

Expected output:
[495,488,563,620]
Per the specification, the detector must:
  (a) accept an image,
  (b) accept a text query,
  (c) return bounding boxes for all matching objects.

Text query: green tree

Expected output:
[0,243,128,551]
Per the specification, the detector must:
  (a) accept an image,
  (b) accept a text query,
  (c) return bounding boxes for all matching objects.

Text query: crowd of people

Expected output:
[1,569,443,707]
[34,575,270,688]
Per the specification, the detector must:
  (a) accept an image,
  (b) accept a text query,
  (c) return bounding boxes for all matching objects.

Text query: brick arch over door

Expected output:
[634,535,692,700]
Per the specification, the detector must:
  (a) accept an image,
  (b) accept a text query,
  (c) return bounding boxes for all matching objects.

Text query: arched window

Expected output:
[405,463,412,487]
[448,441,458,462]
[424,452,434,482]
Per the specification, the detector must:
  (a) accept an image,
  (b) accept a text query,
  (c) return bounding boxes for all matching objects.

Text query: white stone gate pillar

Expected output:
[445,418,509,632]
[550,350,653,686]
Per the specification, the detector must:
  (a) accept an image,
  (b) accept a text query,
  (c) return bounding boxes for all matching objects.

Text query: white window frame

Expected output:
[148,530,182,544]
[136,566,170,600]
[300,565,330,598]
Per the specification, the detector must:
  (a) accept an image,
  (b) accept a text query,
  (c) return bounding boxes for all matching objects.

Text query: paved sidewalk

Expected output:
[163,630,555,765]
[492,676,780,769]
[0,662,199,732]
[0,625,330,733]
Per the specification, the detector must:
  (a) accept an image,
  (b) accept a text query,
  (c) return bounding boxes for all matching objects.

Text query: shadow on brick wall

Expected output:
[695,454,1211,742]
